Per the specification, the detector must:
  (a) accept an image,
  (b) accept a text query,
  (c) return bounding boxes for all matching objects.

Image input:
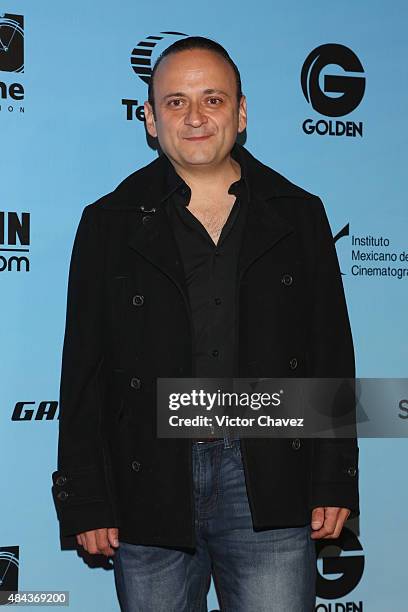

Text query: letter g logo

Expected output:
[301,44,365,117]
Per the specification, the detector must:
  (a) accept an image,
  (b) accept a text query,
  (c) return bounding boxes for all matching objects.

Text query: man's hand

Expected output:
[310,507,351,539]
[76,528,119,556]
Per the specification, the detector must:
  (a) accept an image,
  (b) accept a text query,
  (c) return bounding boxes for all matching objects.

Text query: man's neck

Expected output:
[171,155,241,199]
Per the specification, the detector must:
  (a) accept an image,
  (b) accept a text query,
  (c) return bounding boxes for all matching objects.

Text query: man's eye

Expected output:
[168,99,183,107]
[208,97,222,105]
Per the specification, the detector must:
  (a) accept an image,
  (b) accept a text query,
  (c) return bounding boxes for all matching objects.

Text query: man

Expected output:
[52,37,359,611]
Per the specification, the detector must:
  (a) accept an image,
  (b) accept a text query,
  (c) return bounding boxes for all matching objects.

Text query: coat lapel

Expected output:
[124,143,297,294]
[127,204,188,296]
[127,192,295,296]
[237,193,294,282]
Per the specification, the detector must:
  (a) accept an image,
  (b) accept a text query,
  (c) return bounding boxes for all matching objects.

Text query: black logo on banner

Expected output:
[0,13,24,73]
[334,222,350,276]
[301,44,365,137]
[301,44,365,117]
[131,31,187,84]
[122,31,188,122]
[0,13,25,113]
[316,526,364,600]
[0,211,30,272]
[11,401,59,420]
[0,546,19,592]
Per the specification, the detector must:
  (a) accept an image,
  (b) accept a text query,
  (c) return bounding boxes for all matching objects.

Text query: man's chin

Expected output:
[178,147,220,166]
[182,156,216,166]
[162,142,230,167]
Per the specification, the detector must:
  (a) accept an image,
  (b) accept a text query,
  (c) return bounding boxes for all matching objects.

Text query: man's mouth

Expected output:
[183,135,212,141]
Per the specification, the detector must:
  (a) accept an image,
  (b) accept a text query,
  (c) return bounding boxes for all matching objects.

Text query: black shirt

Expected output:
[162,153,249,380]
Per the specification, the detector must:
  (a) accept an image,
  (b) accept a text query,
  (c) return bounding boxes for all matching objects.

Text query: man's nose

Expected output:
[184,102,207,127]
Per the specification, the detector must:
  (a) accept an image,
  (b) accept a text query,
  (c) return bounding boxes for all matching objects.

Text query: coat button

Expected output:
[131,460,141,472]
[281,273,293,286]
[132,294,145,306]
[347,466,356,477]
[289,357,298,370]
[56,476,67,486]
[57,490,69,501]
[292,438,301,450]
[130,377,141,390]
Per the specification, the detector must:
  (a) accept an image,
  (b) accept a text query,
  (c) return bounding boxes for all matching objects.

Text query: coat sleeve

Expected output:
[308,196,360,519]
[51,205,117,537]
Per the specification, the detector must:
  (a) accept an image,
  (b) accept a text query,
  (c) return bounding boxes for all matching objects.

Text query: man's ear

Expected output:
[144,101,157,138]
[238,95,247,134]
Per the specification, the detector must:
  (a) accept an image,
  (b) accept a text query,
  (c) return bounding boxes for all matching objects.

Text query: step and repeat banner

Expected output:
[1,1,407,610]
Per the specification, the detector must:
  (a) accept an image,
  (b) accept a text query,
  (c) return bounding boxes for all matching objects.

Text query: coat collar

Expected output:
[161,142,250,208]
[98,143,312,292]
[100,141,312,211]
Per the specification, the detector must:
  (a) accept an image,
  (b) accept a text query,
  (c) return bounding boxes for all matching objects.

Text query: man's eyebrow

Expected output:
[202,88,230,97]
[162,92,185,100]
[161,88,230,101]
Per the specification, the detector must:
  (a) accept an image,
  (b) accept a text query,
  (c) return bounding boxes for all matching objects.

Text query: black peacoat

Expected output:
[51,143,359,548]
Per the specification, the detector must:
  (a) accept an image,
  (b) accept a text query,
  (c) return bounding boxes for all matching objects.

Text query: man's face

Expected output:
[144,49,247,169]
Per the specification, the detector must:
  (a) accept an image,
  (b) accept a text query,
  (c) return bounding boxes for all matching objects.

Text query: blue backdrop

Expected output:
[1,1,407,610]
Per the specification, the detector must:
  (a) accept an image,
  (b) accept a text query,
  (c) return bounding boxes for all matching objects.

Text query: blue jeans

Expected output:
[113,437,316,611]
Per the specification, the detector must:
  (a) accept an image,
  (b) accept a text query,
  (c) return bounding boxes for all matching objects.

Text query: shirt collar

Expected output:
[161,141,250,207]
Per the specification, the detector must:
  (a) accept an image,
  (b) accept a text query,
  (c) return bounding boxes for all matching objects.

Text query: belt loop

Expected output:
[223,426,232,449]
